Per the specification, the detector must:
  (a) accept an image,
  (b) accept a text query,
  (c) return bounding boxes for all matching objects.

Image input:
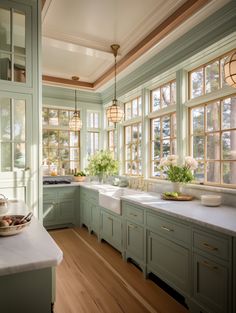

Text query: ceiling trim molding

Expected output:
[93,0,211,89]
[42,75,94,89]
[42,0,211,90]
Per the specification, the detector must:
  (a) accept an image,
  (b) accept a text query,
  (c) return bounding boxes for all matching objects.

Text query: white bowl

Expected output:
[201,195,221,207]
[0,215,31,236]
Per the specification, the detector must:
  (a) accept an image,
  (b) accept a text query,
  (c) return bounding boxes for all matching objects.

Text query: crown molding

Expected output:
[42,0,211,90]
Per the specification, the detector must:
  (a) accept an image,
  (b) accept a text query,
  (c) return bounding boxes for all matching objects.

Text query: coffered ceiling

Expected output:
[42,0,230,90]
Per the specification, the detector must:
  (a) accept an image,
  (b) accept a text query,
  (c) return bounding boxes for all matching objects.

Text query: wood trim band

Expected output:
[42,0,211,90]
[93,0,211,89]
[42,75,94,89]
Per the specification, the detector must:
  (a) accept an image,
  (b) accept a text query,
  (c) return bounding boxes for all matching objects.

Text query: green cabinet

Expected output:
[100,209,122,252]
[190,227,232,313]
[43,187,79,228]
[146,211,191,295]
[80,187,100,236]
[123,202,145,274]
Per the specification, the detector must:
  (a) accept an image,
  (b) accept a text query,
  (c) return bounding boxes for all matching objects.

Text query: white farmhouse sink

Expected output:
[99,188,141,215]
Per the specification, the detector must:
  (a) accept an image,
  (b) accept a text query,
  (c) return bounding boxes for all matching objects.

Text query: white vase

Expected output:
[171,182,181,193]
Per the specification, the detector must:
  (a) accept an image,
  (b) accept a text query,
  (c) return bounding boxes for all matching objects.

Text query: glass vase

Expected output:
[98,173,104,184]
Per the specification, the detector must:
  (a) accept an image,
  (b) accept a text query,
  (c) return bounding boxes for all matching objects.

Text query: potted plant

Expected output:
[74,170,87,182]
[86,150,119,183]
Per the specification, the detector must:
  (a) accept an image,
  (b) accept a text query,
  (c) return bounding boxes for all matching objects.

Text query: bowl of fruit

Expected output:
[0,213,33,236]
[74,171,87,182]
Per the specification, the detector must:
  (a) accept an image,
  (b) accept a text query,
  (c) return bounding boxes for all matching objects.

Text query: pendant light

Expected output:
[224,50,236,88]
[69,89,82,130]
[106,44,124,125]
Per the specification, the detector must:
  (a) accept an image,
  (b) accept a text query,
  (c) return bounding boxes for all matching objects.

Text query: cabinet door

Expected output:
[43,200,58,226]
[91,203,100,235]
[101,211,122,251]
[58,199,75,223]
[126,222,144,262]
[147,231,190,294]
[193,254,229,313]
[81,200,91,228]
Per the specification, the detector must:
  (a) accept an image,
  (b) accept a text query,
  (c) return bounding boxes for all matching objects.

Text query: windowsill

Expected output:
[143,178,236,195]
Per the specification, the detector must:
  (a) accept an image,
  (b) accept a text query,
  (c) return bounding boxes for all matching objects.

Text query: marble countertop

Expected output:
[0,201,63,277]
[43,182,236,236]
[121,193,236,236]
[78,184,236,236]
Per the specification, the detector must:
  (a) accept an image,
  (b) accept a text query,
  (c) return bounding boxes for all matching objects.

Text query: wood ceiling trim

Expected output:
[93,0,211,89]
[42,0,211,90]
[42,75,94,89]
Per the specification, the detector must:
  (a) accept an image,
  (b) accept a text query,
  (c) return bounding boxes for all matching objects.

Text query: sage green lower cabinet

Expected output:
[189,227,232,313]
[0,268,53,313]
[78,194,235,313]
[123,202,146,274]
[80,187,100,236]
[43,187,79,228]
[100,209,122,252]
[146,211,191,296]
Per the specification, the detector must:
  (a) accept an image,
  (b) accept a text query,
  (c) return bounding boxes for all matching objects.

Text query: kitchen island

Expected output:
[0,200,63,313]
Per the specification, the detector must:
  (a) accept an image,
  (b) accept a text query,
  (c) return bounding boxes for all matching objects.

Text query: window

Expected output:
[150,113,176,178]
[87,111,100,157]
[42,107,80,173]
[189,95,236,186]
[124,123,142,175]
[189,53,230,99]
[0,96,26,171]
[0,6,26,83]
[108,130,115,154]
[151,80,176,112]
[124,96,142,120]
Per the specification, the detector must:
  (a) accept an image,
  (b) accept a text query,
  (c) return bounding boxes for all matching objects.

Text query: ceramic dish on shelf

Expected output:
[201,195,221,207]
[0,214,32,236]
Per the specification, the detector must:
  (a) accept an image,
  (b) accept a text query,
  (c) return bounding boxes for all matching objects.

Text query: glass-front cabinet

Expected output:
[0,1,31,85]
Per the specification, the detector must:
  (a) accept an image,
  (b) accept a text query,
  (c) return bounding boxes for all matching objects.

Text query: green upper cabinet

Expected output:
[0,1,31,86]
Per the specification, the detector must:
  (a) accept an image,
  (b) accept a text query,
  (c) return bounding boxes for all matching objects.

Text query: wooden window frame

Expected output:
[150,79,176,113]
[150,112,176,179]
[189,94,236,188]
[188,51,234,100]
[124,96,142,121]
[124,122,142,176]
[42,107,80,173]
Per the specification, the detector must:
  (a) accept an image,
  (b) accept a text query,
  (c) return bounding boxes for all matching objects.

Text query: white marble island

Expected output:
[0,200,63,313]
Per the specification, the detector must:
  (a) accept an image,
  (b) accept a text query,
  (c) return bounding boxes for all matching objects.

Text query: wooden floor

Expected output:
[50,227,189,313]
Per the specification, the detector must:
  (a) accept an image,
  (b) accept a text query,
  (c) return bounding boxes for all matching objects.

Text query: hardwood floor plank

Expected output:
[50,228,188,313]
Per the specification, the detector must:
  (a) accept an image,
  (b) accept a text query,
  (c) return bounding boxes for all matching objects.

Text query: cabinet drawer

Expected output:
[193,230,230,261]
[147,212,190,246]
[123,203,144,224]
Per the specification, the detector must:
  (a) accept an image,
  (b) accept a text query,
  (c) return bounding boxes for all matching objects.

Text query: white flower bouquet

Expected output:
[160,155,198,183]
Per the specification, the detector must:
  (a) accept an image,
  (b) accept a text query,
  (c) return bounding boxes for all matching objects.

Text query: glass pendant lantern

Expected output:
[69,89,82,130]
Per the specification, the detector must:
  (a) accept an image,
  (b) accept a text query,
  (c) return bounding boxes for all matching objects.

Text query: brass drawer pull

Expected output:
[200,260,218,271]
[129,213,138,217]
[128,224,137,229]
[161,226,174,232]
[202,242,218,251]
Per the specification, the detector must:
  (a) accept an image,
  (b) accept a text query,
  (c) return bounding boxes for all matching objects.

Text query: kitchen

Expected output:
[0,0,236,313]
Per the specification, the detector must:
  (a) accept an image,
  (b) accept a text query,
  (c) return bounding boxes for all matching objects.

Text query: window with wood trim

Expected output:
[87,111,100,157]
[124,123,142,175]
[151,80,176,112]
[189,53,230,99]
[107,130,115,154]
[189,95,236,186]
[124,96,142,121]
[150,113,177,178]
[42,107,80,173]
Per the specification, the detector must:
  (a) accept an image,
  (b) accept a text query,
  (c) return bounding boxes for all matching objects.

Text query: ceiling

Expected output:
[42,0,230,91]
